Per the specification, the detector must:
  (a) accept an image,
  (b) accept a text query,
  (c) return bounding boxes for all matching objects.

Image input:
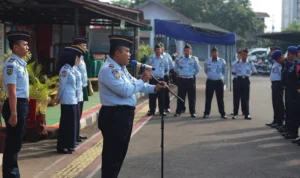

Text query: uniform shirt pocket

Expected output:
[246,65,251,75]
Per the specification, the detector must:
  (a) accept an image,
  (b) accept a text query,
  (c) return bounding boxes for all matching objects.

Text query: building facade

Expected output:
[282,0,300,29]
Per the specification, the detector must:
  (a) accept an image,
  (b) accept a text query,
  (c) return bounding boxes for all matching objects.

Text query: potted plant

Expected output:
[26,62,59,141]
[137,44,153,75]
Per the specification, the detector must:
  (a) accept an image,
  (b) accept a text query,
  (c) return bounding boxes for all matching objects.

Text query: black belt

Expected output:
[237,76,249,79]
[207,79,222,82]
[102,105,135,110]
[6,98,28,102]
[179,76,194,79]
[272,81,281,83]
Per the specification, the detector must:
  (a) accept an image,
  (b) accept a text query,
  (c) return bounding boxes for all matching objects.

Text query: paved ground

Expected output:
[91,71,300,178]
[3,68,300,178]
[0,95,150,178]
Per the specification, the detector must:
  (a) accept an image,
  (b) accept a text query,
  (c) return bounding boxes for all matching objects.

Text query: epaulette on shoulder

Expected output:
[192,56,198,59]
[8,58,15,63]
[109,63,115,68]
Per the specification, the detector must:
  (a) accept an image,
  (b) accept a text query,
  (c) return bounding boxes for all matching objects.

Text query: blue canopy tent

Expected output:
[154,19,237,90]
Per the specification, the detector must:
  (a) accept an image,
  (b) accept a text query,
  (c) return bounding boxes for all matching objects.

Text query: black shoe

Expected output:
[291,137,300,144]
[244,115,252,120]
[279,126,289,133]
[174,113,180,117]
[232,115,237,120]
[77,139,82,143]
[280,127,290,134]
[57,148,72,154]
[276,125,283,131]
[69,148,75,151]
[160,112,167,116]
[282,131,291,137]
[284,134,298,139]
[271,123,281,128]
[203,114,209,119]
[191,113,196,118]
[181,109,186,113]
[221,115,227,119]
[80,135,87,140]
[266,121,276,127]
[147,111,154,116]
[165,109,171,113]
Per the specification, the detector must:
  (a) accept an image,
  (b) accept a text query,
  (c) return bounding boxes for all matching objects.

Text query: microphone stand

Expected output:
[150,75,184,178]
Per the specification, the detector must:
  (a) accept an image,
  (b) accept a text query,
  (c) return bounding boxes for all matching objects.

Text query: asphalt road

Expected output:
[93,70,300,178]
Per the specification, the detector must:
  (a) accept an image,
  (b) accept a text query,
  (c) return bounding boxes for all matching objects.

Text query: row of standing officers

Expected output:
[145,43,257,120]
[266,45,300,143]
[0,30,90,177]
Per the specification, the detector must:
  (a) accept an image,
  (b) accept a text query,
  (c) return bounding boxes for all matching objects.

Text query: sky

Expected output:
[100,0,282,32]
[250,0,282,32]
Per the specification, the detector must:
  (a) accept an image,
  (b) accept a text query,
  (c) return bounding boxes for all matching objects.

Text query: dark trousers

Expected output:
[57,104,77,149]
[149,78,164,114]
[204,79,225,115]
[164,75,170,110]
[233,78,245,115]
[2,98,28,178]
[285,86,299,135]
[271,81,284,124]
[175,77,196,114]
[98,105,135,178]
[233,77,250,116]
[77,101,84,140]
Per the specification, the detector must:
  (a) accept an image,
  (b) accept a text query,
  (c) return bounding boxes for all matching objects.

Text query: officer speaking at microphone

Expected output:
[174,44,200,118]
[203,46,227,119]
[98,35,166,178]
[2,30,30,178]
[232,48,257,120]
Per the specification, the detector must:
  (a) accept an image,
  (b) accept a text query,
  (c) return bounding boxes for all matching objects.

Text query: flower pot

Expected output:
[36,112,48,139]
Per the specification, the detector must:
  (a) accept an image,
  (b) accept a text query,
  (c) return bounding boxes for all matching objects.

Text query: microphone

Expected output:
[130,60,155,70]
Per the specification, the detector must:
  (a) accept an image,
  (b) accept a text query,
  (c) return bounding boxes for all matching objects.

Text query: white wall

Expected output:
[138,2,188,49]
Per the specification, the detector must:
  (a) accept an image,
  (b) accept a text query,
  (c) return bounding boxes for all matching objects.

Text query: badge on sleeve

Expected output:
[62,70,67,77]
[109,64,114,68]
[112,69,120,79]
[6,69,13,75]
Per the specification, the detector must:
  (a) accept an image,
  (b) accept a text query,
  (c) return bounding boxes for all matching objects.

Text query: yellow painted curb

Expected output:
[50,103,149,178]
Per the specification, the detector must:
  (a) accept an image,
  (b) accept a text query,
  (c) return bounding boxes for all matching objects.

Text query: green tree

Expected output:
[111,0,132,7]
[283,21,300,31]
[112,0,146,8]
[164,0,264,38]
